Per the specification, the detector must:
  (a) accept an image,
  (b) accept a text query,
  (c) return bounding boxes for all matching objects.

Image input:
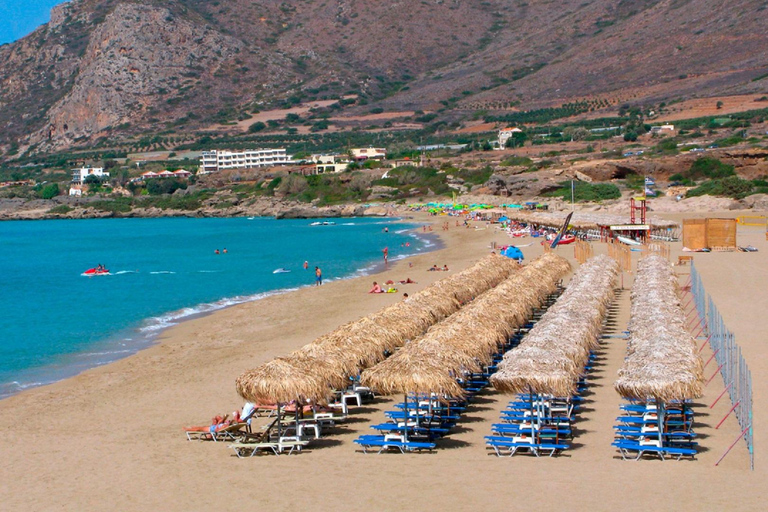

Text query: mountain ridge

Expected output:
[1,0,766,155]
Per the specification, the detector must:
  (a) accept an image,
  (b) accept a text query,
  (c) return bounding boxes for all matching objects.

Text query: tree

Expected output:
[84,174,103,185]
[39,183,60,199]
[505,131,528,148]
[716,101,724,110]
[623,131,638,142]
[248,121,266,133]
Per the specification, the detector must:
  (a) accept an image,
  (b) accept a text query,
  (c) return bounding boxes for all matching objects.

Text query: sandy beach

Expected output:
[1,210,766,511]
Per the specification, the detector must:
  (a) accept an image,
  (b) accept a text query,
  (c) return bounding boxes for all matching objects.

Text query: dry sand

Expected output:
[1,211,766,511]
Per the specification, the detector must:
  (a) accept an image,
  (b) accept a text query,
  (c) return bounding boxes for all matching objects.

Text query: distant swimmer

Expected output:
[303,261,309,270]
[223,248,228,254]
[214,249,220,255]
[384,227,389,233]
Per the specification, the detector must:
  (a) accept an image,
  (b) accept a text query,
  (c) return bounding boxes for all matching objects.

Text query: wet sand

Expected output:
[0,211,765,511]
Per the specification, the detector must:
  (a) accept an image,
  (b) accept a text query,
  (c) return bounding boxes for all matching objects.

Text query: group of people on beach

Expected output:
[428,264,449,271]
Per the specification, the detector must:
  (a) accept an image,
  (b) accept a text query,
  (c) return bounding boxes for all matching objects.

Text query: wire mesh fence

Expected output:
[691,262,753,469]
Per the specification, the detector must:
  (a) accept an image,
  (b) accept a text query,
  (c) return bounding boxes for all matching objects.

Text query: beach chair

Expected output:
[485,436,569,457]
[185,422,248,442]
[229,441,281,457]
[353,435,436,454]
[611,440,697,461]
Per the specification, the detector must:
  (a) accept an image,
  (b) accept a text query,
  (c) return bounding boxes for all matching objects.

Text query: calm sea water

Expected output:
[0,216,430,398]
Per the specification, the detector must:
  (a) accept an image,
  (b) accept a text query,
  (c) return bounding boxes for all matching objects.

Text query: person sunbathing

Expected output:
[183,415,237,434]
[428,265,439,271]
[399,277,416,284]
[369,281,383,293]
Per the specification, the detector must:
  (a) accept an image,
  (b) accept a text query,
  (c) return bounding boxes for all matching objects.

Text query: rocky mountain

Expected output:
[1,0,767,153]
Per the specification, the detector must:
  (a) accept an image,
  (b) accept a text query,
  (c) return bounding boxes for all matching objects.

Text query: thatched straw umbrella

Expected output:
[236,357,334,437]
[361,357,466,441]
[236,253,522,425]
[491,255,619,434]
[613,255,703,447]
[360,252,573,434]
[614,255,703,403]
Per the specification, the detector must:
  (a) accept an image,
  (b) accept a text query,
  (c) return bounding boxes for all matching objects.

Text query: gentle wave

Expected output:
[112,270,137,275]
[149,271,176,274]
[137,287,301,334]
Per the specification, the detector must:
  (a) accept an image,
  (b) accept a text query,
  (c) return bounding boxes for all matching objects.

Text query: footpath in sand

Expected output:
[0,211,765,511]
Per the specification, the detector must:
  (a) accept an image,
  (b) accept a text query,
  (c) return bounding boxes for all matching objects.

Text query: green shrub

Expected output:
[248,122,266,133]
[88,199,133,213]
[501,156,533,167]
[686,176,754,199]
[544,181,621,202]
[48,204,73,214]
[686,157,735,180]
[39,183,60,199]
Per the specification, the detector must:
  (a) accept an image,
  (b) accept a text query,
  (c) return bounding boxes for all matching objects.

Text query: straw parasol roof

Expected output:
[361,355,466,398]
[362,252,573,398]
[614,255,703,402]
[237,253,523,401]
[236,357,333,404]
[503,210,679,231]
[492,254,619,397]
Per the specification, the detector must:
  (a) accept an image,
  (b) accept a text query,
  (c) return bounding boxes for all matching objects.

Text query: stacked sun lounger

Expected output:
[485,363,591,457]
[612,400,698,460]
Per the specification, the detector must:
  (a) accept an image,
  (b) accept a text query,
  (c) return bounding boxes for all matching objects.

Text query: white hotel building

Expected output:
[200,148,291,173]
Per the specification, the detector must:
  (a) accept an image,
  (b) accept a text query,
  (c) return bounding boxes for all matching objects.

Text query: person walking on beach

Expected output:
[315,266,322,286]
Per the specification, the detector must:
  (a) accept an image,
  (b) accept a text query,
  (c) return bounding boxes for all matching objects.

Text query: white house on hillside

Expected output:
[497,127,523,149]
[71,166,109,184]
[308,154,349,173]
[350,147,386,161]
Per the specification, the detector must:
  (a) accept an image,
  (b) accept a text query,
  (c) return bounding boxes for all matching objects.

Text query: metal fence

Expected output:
[690,262,754,469]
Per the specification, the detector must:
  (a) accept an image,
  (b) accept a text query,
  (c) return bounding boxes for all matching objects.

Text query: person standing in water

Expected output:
[303,261,309,270]
[315,266,322,286]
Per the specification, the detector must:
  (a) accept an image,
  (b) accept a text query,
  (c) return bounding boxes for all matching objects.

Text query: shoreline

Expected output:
[0,216,437,401]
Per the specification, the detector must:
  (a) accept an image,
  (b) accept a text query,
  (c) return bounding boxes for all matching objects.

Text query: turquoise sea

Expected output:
[0,216,430,399]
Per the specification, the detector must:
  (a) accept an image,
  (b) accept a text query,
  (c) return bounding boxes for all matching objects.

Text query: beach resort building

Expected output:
[350,147,387,161]
[200,149,291,173]
[71,166,109,184]
[498,127,523,149]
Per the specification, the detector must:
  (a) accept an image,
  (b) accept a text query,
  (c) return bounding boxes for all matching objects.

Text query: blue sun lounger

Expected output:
[611,440,697,461]
[485,436,569,457]
[354,435,436,454]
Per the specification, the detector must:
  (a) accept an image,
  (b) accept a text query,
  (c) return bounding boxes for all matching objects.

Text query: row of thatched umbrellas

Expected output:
[360,252,572,399]
[614,255,704,403]
[504,211,679,231]
[490,254,619,398]
[235,253,520,407]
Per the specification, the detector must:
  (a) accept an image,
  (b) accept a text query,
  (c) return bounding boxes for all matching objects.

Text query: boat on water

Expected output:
[83,267,110,276]
[309,221,336,226]
[272,268,291,274]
